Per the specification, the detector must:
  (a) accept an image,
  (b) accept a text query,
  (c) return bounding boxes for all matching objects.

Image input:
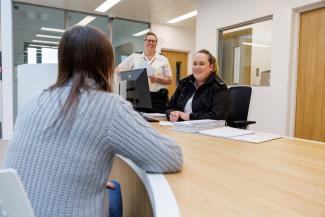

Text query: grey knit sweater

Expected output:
[4,85,183,217]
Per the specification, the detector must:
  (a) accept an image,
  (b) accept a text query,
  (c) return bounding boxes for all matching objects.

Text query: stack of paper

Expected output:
[168,120,282,143]
[229,133,282,143]
[199,127,254,138]
[172,119,226,133]
[198,127,281,143]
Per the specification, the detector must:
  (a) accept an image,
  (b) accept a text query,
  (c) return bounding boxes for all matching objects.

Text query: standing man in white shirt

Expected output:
[115,32,172,113]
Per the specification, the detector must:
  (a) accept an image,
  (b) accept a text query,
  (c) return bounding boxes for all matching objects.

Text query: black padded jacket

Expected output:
[166,74,229,121]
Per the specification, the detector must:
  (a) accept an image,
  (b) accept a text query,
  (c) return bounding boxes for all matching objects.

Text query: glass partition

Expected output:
[66,11,110,35]
[218,16,273,86]
[112,18,150,66]
[13,3,64,66]
[11,2,151,122]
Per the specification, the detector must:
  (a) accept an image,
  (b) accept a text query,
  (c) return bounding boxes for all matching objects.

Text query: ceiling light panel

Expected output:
[41,27,65,33]
[32,40,59,45]
[167,10,197,24]
[36,34,61,39]
[132,29,150,37]
[95,0,121,13]
[76,16,96,26]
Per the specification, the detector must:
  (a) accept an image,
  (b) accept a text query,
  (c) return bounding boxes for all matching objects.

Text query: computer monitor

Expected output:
[119,68,152,111]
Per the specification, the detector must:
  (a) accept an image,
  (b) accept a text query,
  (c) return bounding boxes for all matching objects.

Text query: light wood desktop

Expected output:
[2,123,325,217]
[111,123,325,217]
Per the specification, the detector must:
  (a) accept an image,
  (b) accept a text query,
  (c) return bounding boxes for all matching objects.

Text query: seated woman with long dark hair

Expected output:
[166,49,229,122]
[4,26,182,217]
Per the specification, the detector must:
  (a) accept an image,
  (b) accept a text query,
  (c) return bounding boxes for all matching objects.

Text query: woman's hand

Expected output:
[179,112,190,121]
[170,111,190,122]
[106,181,116,189]
[170,111,180,122]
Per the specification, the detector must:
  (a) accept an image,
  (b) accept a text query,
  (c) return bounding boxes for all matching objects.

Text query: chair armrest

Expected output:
[228,120,256,129]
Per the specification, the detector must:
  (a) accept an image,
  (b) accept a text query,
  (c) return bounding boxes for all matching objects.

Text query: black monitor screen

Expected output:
[119,68,152,110]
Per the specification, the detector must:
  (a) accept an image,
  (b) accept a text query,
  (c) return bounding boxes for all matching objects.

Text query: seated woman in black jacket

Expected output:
[166,49,229,122]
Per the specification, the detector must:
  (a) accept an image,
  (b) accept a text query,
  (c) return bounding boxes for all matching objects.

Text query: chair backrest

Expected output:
[228,86,252,122]
[0,169,35,217]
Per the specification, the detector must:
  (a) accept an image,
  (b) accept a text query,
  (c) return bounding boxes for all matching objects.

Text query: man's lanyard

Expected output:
[143,55,156,66]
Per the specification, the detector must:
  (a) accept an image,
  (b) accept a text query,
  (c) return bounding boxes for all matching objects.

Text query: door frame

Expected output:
[287,1,325,137]
[161,48,192,77]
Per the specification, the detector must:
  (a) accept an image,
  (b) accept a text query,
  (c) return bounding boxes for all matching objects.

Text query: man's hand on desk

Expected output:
[170,111,190,122]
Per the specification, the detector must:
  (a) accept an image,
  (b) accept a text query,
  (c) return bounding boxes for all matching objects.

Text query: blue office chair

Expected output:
[227,86,256,129]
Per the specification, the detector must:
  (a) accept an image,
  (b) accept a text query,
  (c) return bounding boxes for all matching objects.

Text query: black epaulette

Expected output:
[135,51,143,54]
[215,74,226,85]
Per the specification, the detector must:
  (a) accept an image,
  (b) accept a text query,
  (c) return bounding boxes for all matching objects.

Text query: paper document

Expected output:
[135,61,155,76]
[159,121,173,126]
[172,119,226,133]
[167,120,281,143]
[199,127,254,138]
[230,133,281,143]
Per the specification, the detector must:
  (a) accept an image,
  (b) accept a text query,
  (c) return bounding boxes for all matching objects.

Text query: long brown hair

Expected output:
[196,49,219,74]
[49,26,114,117]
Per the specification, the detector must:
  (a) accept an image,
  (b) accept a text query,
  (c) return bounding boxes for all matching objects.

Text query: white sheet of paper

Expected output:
[136,60,155,76]
[159,121,173,126]
[230,133,281,143]
[199,127,254,138]
[146,66,155,76]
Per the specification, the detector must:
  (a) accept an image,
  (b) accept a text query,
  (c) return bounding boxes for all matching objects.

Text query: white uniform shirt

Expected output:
[117,51,172,92]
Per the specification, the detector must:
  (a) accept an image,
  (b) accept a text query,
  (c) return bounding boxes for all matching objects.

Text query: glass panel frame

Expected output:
[218,15,273,86]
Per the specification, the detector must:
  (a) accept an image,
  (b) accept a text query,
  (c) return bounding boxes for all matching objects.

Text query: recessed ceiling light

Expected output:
[167,10,197,24]
[36,34,61,39]
[32,40,59,45]
[95,0,121,13]
[41,27,65,33]
[76,16,96,26]
[132,29,150,37]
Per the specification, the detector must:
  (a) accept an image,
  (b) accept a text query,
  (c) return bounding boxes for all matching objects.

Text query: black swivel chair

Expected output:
[227,86,256,129]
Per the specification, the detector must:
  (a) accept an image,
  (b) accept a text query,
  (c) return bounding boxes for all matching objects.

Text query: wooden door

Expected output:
[295,7,325,142]
[161,50,188,98]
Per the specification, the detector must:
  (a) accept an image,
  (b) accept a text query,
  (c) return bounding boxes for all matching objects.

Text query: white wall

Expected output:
[151,23,196,74]
[1,0,14,139]
[197,0,323,136]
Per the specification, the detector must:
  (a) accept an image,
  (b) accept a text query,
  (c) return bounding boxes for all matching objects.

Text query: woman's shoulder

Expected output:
[179,74,194,84]
[211,75,228,89]
[87,90,124,104]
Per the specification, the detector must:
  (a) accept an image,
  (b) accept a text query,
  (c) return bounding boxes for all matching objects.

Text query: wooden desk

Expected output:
[2,124,325,217]
[153,124,325,217]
